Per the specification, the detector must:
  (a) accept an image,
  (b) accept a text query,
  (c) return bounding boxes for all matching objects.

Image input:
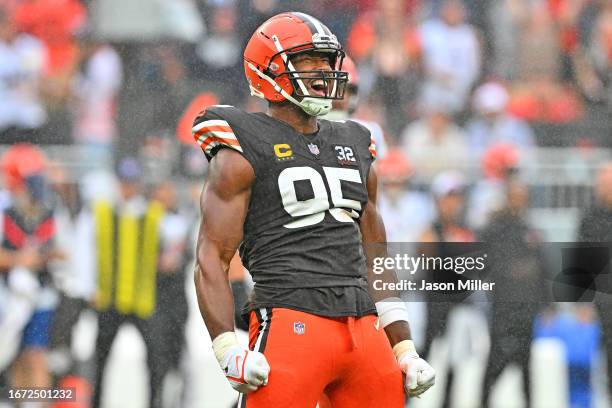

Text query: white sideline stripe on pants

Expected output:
[237,308,268,408]
[253,308,268,352]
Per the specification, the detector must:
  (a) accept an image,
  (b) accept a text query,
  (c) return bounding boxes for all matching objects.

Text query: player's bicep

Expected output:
[197,148,255,271]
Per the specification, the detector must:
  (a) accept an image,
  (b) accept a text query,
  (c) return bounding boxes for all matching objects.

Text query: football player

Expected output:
[193,12,435,407]
[323,55,388,161]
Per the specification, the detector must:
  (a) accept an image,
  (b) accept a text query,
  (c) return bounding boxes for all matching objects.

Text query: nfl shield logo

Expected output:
[293,321,305,335]
[307,143,320,155]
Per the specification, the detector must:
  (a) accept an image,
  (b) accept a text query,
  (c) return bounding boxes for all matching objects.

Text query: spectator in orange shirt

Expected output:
[12,0,86,103]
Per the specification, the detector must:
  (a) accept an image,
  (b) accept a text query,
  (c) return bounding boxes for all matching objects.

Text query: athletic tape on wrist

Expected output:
[212,331,238,365]
[392,339,417,361]
[375,297,410,328]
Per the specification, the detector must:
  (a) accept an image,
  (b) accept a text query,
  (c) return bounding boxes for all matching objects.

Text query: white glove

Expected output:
[7,267,40,301]
[394,340,435,397]
[212,332,270,394]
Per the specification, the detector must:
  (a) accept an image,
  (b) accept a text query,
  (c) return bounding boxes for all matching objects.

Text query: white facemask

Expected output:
[247,62,334,117]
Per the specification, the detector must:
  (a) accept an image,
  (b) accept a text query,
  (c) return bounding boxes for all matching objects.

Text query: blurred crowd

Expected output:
[0,146,201,407]
[0,0,612,407]
[0,0,611,154]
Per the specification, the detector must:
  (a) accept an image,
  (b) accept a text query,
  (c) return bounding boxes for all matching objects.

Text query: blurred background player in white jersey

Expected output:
[323,55,388,160]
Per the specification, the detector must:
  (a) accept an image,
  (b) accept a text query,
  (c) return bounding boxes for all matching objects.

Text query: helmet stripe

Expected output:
[292,12,324,36]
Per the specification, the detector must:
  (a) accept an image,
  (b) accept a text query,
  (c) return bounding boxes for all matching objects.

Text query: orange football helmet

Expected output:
[243,12,348,116]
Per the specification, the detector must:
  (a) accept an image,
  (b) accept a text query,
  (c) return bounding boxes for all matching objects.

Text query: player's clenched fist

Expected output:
[394,340,436,397]
[212,332,270,393]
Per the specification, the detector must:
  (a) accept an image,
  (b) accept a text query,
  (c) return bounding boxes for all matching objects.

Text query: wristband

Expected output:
[375,297,409,329]
[392,339,418,361]
[212,331,238,365]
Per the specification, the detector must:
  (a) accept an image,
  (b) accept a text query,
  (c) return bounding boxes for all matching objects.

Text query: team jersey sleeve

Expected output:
[192,107,243,161]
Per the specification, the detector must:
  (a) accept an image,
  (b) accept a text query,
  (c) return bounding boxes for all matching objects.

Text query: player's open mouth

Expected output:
[309,79,328,97]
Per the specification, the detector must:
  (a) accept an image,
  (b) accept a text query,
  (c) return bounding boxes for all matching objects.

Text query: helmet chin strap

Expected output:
[247,62,332,116]
[299,97,333,116]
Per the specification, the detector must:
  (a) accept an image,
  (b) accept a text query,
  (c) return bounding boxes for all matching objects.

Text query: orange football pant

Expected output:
[238,308,404,408]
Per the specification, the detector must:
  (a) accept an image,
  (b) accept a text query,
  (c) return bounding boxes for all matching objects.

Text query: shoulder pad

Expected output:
[192,105,243,160]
